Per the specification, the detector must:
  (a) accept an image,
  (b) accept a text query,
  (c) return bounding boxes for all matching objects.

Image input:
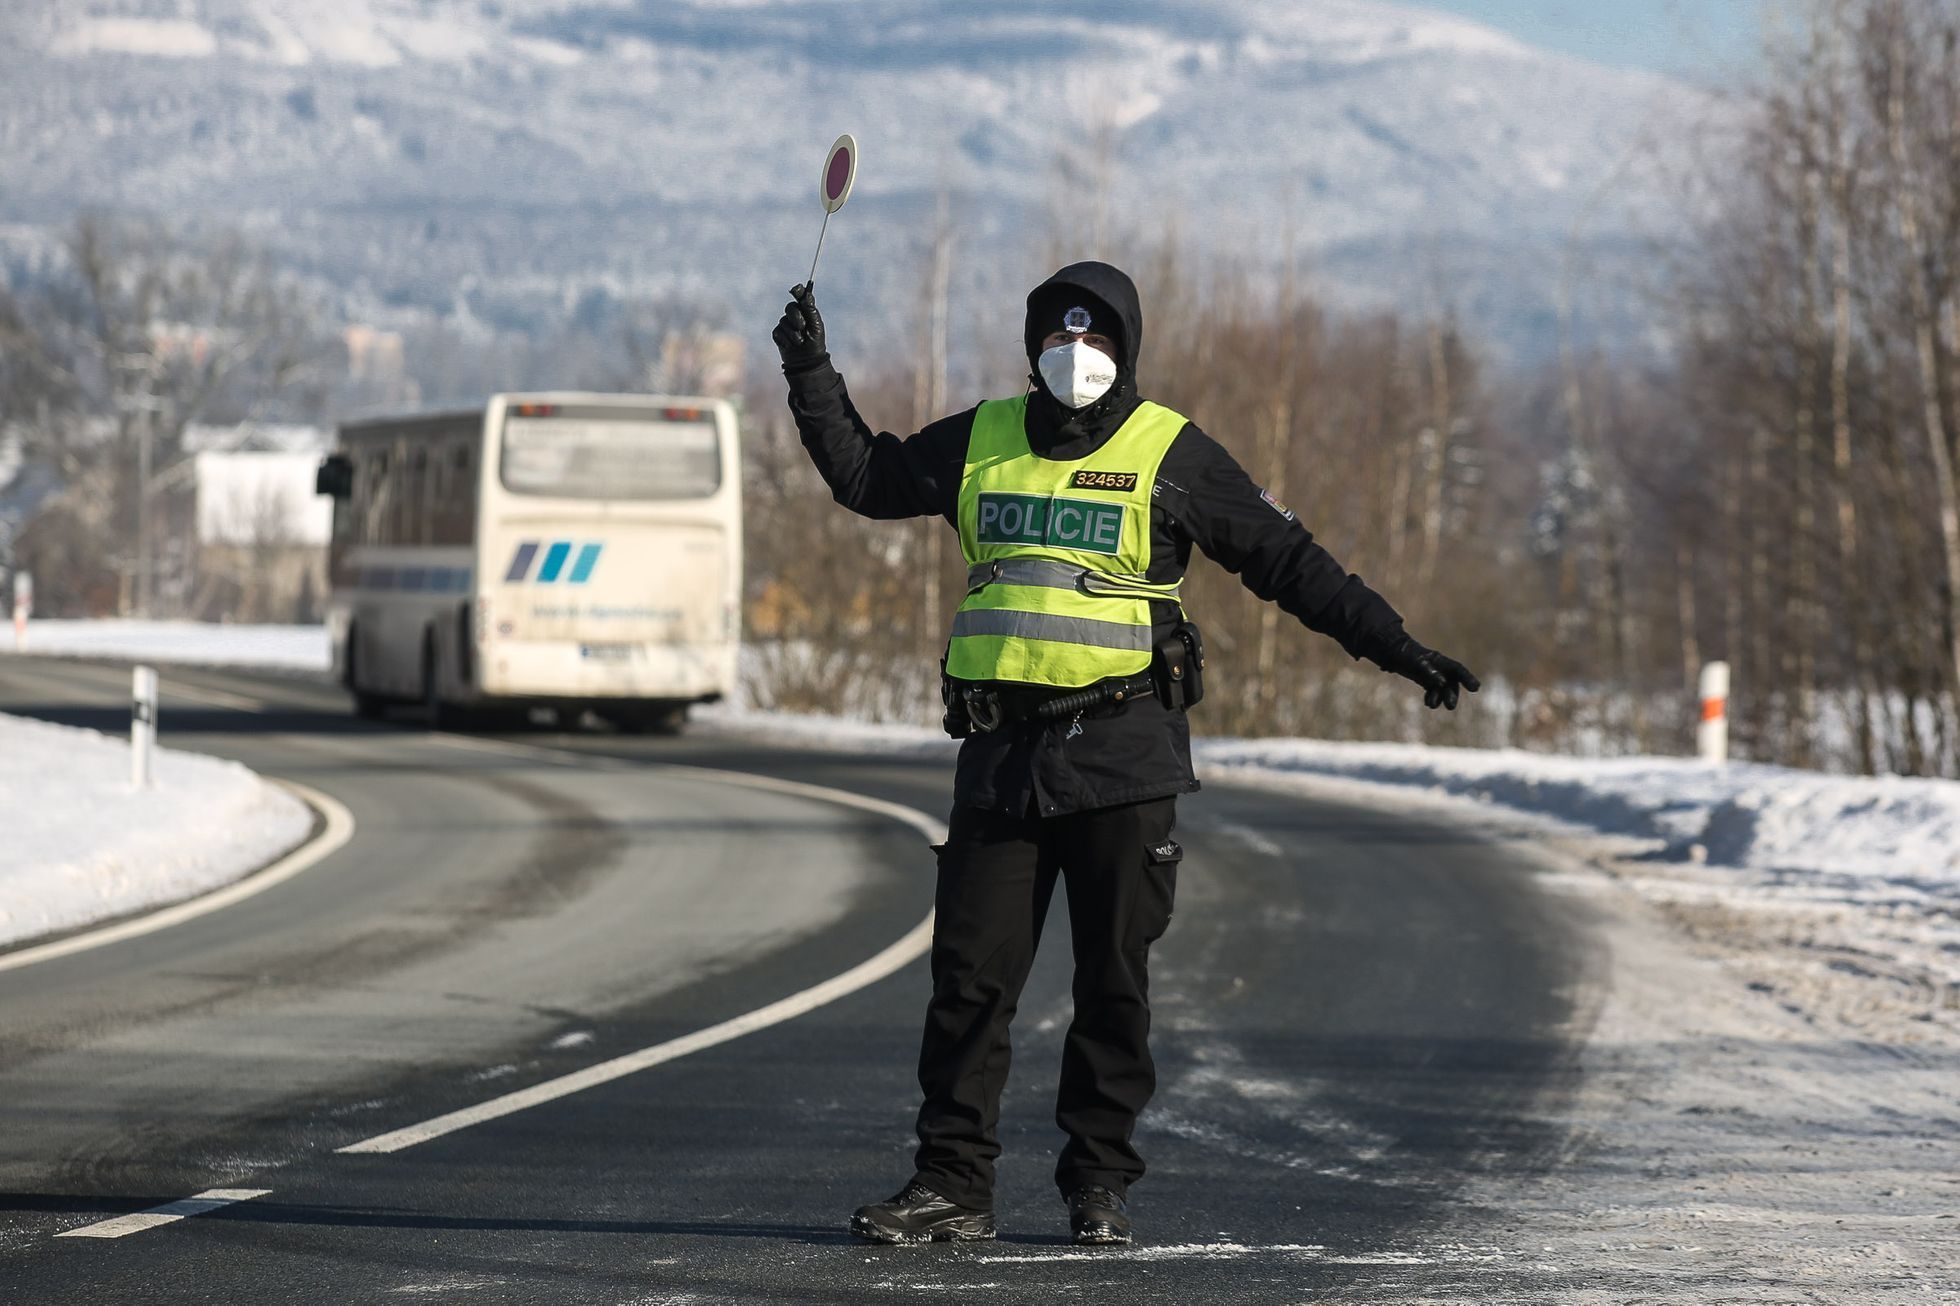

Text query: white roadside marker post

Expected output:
[10,571,29,652]
[132,665,158,789]
[1697,661,1730,765]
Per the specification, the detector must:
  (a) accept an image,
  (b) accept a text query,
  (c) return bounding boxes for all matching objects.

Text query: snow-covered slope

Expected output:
[0,0,1700,356]
[0,711,312,950]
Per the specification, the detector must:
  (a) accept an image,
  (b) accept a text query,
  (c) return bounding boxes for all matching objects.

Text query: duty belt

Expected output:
[963,558,1183,603]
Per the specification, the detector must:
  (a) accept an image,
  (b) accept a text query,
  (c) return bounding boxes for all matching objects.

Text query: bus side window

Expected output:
[407,445,431,546]
[429,444,449,543]
[367,449,392,545]
[432,440,474,546]
[328,445,359,584]
[454,442,477,542]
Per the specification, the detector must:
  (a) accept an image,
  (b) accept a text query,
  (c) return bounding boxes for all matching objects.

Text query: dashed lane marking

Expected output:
[55,1188,272,1239]
[338,745,944,1155]
[0,781,355,975]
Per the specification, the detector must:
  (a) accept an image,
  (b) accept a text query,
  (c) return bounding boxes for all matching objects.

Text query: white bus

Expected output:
[315,392,741,732]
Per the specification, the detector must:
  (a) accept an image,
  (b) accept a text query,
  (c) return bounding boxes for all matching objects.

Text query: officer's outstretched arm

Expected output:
[774,283,965,522]
[1164,424,1479,711]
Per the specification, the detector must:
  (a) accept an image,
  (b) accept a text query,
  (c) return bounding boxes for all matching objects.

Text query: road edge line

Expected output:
[337,762,943,1155]
[0,779,355,975]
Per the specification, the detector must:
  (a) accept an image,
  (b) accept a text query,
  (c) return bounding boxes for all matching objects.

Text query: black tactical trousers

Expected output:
[911,797,1180,1209]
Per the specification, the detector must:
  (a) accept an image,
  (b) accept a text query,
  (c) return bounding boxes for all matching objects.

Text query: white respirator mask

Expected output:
[1037,341,1118,410]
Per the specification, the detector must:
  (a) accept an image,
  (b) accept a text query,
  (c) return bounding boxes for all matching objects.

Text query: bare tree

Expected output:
[3,216,320,616]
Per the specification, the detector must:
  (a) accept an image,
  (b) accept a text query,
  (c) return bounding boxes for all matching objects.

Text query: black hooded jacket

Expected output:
[783,261,1407,816]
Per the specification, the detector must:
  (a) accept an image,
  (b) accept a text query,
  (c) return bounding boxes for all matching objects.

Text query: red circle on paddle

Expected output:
[820,133,857,213]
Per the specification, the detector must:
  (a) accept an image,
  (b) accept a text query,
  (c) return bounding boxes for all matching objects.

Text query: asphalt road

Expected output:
[0,656,1602,1303]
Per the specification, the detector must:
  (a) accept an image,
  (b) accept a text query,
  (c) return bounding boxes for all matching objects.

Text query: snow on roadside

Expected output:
[0,712,313,950]
[6,620,330,672]
[700,708,1960,904]
[1191,736,1960,908]
[693,708,1960,1005]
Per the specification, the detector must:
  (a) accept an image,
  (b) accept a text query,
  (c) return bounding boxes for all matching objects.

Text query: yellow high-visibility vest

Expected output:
[948,394,1188,688]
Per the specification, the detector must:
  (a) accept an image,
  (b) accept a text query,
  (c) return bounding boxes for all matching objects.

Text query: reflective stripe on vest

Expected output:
[949,608,1154,651]
[948,394,1187,688]
[964,558,1183,603]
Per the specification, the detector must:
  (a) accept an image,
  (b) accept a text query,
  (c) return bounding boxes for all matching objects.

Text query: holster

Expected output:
[940,658,973,738]
[1151,621,1206,710]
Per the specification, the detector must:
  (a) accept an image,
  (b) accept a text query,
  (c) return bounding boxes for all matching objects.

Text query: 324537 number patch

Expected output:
[1068,469,1139,492]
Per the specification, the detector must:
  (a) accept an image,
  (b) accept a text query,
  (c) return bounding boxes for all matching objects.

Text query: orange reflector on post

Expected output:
[1697,661,1732,765]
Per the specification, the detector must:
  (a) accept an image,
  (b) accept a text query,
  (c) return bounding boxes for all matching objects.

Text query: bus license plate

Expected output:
[579,643,640,662]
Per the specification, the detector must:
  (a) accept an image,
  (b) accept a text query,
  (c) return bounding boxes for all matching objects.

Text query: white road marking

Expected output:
[0,781,355,975]
[340,910,936,1154]
[159,679,269,711]
[1212,820,1284,857]
[338,755,943,1155]
[977,1242,1327,1263]
[55,1188,272,1239]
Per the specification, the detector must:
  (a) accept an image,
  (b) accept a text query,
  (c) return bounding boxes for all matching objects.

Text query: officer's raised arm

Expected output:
[1159,423,1481,710]
[773,283,966,522]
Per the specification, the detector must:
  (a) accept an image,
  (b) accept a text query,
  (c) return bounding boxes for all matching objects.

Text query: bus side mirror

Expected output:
[316,454,353,499]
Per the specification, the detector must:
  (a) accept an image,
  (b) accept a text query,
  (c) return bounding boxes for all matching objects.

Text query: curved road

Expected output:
[0,657,1599,1303]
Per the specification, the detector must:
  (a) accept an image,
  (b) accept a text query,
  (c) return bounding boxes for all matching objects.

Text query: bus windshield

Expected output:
[500,407,721,500]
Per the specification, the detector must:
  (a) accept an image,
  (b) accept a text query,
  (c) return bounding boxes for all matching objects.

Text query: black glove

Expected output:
[1378,633,1481,711]
[772,282,828,372]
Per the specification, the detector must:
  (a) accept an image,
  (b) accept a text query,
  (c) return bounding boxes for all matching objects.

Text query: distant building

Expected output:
[343,324,406,384]
[661,329,745,397]
[148,322,225,368]
[187,451,331,623]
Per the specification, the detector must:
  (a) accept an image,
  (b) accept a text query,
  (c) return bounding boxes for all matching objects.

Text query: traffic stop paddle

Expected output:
[806,133,858,289]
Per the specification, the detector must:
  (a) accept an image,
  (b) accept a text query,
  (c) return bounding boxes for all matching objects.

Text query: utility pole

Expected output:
[137,398,153,617]
[117,349,166,618]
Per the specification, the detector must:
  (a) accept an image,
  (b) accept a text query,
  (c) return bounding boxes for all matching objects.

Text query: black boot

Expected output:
[851,1181,997,1245]
[1065,1184,1131,1246]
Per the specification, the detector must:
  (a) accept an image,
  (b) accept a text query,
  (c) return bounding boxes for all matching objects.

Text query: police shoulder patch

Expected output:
[1069,469,1139,492]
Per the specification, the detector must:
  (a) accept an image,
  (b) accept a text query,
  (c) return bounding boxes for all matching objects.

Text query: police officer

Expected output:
[774,262,1477,1247]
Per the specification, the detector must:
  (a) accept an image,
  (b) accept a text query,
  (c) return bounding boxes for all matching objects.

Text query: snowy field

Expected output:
[8,619,330,671]
[0,712,313,951]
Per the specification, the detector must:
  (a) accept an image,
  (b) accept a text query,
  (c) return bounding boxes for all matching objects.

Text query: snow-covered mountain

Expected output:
[0,0,1703,362]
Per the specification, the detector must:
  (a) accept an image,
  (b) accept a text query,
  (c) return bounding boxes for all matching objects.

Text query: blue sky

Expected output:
[1416,0,1786,76]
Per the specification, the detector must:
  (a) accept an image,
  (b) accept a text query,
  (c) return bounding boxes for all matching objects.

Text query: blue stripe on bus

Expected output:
[504,542,539,582]
[350,565,473,593]
[537,541,572,583]
[568,543,602,584]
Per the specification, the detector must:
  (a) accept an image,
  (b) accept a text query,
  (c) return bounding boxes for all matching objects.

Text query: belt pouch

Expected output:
[1152,622,1206,710]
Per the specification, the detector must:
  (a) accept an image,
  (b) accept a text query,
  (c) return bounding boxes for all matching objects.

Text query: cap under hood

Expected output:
[1024,261,1143,378]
